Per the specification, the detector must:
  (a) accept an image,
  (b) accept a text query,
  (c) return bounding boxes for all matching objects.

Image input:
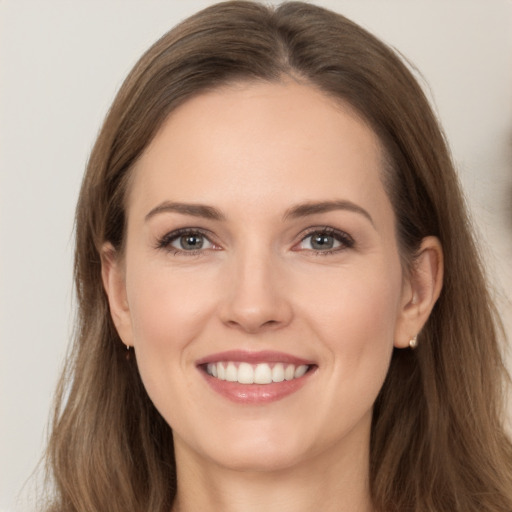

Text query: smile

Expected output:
[205,361,310,384]
[197,350,316,404]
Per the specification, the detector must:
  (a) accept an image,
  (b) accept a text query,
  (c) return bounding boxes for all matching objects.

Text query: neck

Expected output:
[171,427,374,512]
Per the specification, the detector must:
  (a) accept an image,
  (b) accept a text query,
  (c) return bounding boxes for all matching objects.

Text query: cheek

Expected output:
[304,260,401,338]
[124,263,218,405]
[301,260,402,387]
[311,272,401,440]
[126,262,215,349]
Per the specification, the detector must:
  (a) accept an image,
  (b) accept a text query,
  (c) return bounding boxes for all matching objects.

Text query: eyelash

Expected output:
[155,226,355,256]
[155,228,217,256]
[296,226,355,255]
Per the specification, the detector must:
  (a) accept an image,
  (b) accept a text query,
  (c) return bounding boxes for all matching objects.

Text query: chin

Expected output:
[173,419,314,473]
[209,441,308,473]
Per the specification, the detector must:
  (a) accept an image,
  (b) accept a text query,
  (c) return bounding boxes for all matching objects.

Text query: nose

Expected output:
[218,249,293,334]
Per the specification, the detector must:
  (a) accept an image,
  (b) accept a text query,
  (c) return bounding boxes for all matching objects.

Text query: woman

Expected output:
[44,2,512,511]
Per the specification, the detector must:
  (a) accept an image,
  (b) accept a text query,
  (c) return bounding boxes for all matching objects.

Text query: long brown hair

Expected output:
[44,2,512,511]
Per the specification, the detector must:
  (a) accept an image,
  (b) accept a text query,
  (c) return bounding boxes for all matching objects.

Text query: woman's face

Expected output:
[105,81,419,473]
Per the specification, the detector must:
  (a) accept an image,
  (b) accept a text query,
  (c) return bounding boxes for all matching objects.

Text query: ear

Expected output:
[101,242,134,347]
[394,236,444,349]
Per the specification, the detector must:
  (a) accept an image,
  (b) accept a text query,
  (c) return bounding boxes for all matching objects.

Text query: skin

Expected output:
[102,80,443,512]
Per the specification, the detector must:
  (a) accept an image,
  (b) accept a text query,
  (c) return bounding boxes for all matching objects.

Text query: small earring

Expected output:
[409,335,418,349]
[125,344,131,361]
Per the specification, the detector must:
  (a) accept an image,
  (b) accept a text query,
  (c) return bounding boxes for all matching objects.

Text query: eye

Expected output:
[172,232,212,251]
[156,229,217,254]
[295,228,354,253]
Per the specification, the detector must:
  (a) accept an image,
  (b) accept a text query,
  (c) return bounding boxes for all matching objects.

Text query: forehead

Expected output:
[129,80,390,220]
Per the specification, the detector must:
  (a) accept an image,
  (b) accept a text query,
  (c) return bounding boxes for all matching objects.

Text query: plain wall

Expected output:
[1,1,511,511]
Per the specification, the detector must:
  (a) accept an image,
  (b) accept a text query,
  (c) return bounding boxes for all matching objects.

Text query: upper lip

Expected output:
[195,350,315,366]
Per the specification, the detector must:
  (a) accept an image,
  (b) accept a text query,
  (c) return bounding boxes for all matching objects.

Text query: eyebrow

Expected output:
[283,200,375,226]
[145,199,374,226]
[145,201,225,222]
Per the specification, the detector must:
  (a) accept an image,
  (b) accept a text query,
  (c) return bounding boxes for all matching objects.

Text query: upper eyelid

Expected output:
[293,227,355,253]
[156,227,217,248]
[155,225,354,249]
[161,227,215,239]
[298,226,354,242]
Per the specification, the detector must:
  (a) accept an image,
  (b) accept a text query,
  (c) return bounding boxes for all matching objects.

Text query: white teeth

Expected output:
[237,362,254,384]
[205,361,310,384]
[272,363,285,383]
[217,362,226,380]
[284,364,295,381]
[206,363,217,378]
[226,362,237,382]
[254,363,273,384]
[294,365,308,378]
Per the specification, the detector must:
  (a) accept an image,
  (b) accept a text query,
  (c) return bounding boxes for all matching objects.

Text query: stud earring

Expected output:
[409,335,418,349]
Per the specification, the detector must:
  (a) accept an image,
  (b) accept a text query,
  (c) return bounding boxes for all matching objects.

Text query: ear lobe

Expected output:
[394,236,444,349]
[101,243,134,347]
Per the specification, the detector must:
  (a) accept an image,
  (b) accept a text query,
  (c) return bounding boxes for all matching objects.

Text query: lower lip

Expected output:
[200,368,314,404]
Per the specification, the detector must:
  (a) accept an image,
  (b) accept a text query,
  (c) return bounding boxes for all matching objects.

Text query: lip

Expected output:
[196,350,317,404]
[195,350,314,366]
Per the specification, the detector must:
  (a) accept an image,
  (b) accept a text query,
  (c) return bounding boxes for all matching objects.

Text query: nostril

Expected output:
[218,285,294,333]
[225,316,284,333]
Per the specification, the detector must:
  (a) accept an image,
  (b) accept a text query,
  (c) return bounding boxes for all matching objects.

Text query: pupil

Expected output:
[181,234,203,250]
[312,233,333,250]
